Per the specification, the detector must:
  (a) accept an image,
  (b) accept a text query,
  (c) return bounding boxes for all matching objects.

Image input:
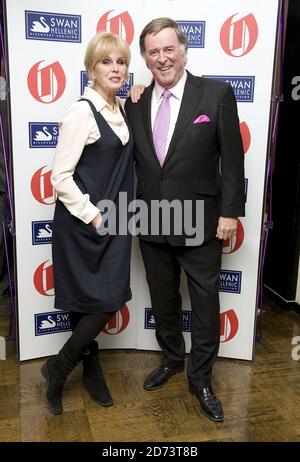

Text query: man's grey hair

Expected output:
[139,17,188,58]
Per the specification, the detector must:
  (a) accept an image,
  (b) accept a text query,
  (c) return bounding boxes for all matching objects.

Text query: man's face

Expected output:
[144,27,186,88]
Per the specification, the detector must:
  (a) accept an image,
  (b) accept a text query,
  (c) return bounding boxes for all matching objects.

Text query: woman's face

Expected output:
[93,50,128,96]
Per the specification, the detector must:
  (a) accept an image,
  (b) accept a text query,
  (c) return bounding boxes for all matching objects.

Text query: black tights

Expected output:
[67,311,115,354]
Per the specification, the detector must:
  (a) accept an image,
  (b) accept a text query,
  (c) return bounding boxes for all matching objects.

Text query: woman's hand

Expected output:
[127,84,145,103]
[90,213,102,230]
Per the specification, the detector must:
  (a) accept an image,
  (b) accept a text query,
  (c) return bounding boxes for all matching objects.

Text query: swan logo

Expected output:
[177,21,205,48]
[96,10,134,45]
[203,75,255,102]
[32,220,53,245]
[240,121,251,154]
[35,311,71,336]
[29,123,59,148]
[222,218,244,254]
[33,260,54,296]
[219,270,242,294]
[25,11,81,43]
[27,60,66,104]
[220,309,239,343]
[220,13,258,57]
[102,305,130,335]
[31,166,56,205]
[80,71,134,99]
[145,308,192,332]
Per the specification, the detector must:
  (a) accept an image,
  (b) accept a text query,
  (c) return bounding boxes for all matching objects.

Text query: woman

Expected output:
[41,32,134,415]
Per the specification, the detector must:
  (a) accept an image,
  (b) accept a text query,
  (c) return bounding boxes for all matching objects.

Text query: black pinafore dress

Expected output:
[52,99,134,313]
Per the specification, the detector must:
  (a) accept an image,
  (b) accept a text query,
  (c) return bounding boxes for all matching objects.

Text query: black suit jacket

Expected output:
[125,71,245,246]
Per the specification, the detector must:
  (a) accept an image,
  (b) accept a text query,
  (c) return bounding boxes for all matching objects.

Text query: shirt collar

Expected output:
[154,70,187,102]
[83,86,117,112]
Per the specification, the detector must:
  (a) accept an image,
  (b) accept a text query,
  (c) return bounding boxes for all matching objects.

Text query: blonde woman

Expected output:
[41,32,134,415]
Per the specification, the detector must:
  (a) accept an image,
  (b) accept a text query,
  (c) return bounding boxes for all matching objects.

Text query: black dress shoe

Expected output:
[144,364,184,390]
[189,383,224,422]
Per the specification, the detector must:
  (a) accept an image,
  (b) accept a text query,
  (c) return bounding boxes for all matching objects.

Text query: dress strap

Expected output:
[78,98,99,120]
[118,103,126,119]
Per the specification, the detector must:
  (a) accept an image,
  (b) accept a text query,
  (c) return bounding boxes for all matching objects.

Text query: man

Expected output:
[125,17,245,422]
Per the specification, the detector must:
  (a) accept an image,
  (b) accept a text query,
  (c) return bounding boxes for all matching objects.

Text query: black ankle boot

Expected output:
[82,341,113,407]
[41,342,83,415]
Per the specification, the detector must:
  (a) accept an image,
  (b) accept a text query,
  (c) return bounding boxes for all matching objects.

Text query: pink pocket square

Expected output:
[193,114,210,124]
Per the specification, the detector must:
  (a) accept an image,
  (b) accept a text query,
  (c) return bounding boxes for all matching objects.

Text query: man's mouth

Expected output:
[159,66,172,72]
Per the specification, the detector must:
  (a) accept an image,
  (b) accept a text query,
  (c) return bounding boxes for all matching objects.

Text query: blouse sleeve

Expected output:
[51,101,100,224]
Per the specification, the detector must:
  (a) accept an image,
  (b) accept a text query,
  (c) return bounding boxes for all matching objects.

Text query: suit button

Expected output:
[161,177,167,182]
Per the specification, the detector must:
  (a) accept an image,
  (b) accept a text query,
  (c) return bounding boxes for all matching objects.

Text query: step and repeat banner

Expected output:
[5,0,279,360]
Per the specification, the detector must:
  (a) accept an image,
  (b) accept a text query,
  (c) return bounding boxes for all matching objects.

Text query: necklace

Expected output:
[107,98,118,112]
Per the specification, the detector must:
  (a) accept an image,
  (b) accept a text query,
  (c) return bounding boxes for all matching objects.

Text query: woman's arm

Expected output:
[51,102,100,224]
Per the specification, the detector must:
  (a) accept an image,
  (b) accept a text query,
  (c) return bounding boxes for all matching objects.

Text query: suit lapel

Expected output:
[164,72,203,165]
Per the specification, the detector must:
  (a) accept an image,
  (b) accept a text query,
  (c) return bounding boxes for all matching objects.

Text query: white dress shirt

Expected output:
[51,86,129,224]
[151,70,187,154]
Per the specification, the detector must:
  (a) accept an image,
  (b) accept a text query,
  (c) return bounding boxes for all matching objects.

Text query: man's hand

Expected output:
[216,216,238,240]
[127,84,145,103]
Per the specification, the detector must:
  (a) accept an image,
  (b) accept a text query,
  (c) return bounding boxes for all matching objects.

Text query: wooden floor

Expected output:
[0,298,300,442]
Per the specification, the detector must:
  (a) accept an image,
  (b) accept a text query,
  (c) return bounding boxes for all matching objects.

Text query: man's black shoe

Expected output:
[189,383,224,422]
[143,364,184,390]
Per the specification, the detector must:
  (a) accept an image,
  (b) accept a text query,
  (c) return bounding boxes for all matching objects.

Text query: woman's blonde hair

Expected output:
[84,31,131,79]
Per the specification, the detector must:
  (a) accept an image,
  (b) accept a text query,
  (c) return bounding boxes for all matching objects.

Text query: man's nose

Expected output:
[158,51,167,62]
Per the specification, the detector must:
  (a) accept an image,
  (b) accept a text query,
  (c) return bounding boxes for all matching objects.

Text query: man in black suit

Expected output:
[125,17,245,422]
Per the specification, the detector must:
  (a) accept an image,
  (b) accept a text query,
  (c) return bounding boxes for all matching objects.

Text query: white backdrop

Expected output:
[5,0,279,360]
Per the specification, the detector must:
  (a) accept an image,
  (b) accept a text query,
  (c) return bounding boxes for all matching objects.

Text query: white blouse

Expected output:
[51,86,129,224]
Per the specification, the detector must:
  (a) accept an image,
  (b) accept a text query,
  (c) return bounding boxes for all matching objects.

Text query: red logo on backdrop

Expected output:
[31,166,56,205]
[27,60,66,103]
[240,121,251,155]
[34,260,54,296]
[97,10,134,45]
[222,219,244,254]
[220,309,239,342]
[103,305,130,335]
[220,13,258,57]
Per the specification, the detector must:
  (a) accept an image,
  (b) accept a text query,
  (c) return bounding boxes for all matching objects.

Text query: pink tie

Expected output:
[153,89,172,167]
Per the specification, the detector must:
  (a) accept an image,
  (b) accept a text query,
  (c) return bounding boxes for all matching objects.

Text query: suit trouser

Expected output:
[140,238,222,388]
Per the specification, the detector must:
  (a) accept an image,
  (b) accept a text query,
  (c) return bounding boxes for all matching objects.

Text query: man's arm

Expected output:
[216,84,245,239]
